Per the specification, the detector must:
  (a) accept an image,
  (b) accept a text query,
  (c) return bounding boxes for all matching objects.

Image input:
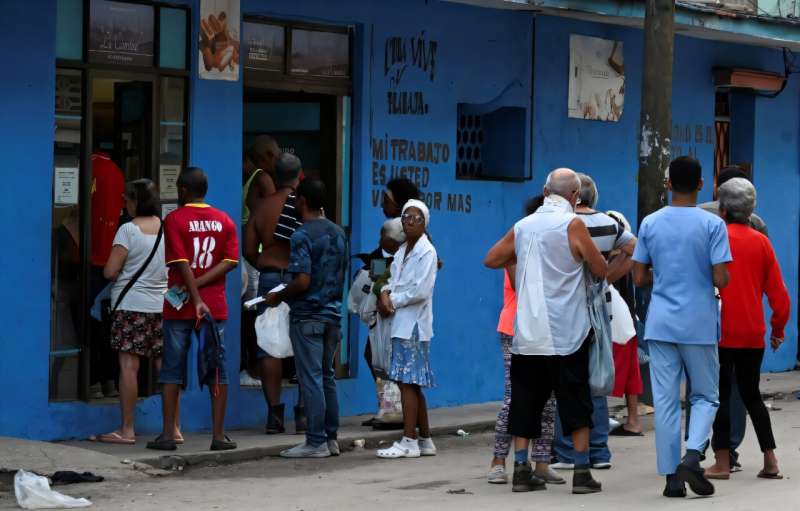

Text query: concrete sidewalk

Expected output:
[60,402,502,470]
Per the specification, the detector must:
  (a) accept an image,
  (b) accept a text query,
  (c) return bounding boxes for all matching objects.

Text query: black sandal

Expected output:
[210,435,237,451]
[146,434,177,451]
[610,425,644,437]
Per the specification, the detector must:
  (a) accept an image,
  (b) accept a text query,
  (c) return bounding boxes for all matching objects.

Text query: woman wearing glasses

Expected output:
[376,199,438,459]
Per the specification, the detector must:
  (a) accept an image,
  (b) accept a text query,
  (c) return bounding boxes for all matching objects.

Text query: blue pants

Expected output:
[553,396,611,464]
[649,341,719,475]
[290,319,340,447]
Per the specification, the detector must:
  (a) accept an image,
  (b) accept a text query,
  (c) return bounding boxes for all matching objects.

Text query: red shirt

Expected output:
[719,223,790,349]
[163,203,239,320]
[90,153,125,266]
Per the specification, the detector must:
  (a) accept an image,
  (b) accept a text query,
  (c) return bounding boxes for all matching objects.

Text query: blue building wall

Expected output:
[0,0,797,440]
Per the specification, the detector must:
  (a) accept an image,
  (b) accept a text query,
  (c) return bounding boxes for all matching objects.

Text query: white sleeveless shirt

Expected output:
[512,195,590,356]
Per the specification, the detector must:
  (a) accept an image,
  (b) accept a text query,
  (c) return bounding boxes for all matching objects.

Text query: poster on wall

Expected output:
[159,165,180,200]
[54,168,79,206]
[199,0,240,81]
[568,35,625,122]
[88,0,154,67]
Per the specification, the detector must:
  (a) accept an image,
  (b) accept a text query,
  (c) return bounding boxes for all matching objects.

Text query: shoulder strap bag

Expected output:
[110,221,164,315]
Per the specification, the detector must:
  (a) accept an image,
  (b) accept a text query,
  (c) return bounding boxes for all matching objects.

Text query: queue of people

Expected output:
[88,141,791,499]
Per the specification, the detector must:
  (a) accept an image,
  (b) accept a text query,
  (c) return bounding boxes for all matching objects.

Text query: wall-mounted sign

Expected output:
[162,203,178,219]
[54,167,80,206]
[199,0,241,81]
[291,29,349,77]
[568,35,625,122]
[88,0,154,67]
[243,22,284,73]
[159,164,180,201]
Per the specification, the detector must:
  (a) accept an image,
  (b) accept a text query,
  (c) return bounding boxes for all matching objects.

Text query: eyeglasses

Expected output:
[401,213,425,225]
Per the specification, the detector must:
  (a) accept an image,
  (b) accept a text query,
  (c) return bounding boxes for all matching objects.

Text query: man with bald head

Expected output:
[485,168,608,495]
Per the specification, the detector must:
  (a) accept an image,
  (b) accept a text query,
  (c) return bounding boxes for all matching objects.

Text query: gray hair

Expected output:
[544,168,581,200]
[718,177,756,224]
[382,217,406,243]
[577,173,598,208]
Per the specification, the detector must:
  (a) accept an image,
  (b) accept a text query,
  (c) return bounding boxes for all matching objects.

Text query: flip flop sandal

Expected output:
[146,434,177,451]
[98,431,136,445]
[609,426,644,437]
[757,470,783,480]
[705,472,730,480]
[376,442,420,459]
[175,436,185,445]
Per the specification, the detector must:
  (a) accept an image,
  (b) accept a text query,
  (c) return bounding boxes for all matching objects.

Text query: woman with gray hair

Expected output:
[705,178,790,480]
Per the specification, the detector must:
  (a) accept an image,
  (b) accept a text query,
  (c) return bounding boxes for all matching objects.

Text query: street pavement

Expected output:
[1,372,799,510]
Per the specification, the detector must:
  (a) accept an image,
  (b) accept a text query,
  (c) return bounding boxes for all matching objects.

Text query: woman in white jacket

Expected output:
[376,199,438,459]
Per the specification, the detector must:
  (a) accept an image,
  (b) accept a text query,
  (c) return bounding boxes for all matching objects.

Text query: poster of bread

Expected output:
[199,0,240,81]
[568,35,625,122]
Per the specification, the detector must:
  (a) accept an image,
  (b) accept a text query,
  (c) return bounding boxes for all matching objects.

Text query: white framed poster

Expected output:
[199,0,240,81]
[159,164,180,200]
[54,167,80,205]
[568,35,625,122]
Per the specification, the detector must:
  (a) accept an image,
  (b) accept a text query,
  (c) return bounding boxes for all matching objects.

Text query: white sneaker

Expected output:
[487,464,508,484]
[550,462,575,470]
[280,442,331,458]
[419,437,437,456]
[592,462,612,470]
[376,437,420,459]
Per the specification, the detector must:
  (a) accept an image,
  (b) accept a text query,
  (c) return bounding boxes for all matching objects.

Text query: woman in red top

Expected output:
[706,178,790,480]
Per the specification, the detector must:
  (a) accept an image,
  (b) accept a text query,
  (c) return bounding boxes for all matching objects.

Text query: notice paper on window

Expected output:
[159,165,181,200]
[162,202,178,219]
[54,167,79,205]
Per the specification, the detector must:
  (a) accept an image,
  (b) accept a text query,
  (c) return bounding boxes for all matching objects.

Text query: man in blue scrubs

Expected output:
[632,156,732,498]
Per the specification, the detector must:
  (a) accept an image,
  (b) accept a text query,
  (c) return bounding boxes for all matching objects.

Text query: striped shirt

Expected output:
[274,193,302,243]
[578,211,635,307]
[578,211,634,258]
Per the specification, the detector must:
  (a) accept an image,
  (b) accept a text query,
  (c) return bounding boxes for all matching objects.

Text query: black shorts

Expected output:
[509,332,594,439]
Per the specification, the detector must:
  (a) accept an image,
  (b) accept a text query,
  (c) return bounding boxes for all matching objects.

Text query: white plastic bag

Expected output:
[375,379,403,424]
[587,278,615,397]
[369,314,393,377]
[347,269,372,315]
[609,285,636,345]
[14,470,92,509]
[255,288,293,359]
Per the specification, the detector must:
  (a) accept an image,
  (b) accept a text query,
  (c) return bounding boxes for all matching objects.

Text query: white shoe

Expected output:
[550,462,575,470]
[419,437,437,456]
[487,464,508,484]
[592,462,612,470]
[376,438,420,459]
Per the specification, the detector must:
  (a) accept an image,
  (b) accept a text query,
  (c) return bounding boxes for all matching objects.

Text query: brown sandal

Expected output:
[757,470,783,480]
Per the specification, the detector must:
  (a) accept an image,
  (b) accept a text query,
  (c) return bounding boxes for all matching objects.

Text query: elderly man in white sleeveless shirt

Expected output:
[485,168,608,495]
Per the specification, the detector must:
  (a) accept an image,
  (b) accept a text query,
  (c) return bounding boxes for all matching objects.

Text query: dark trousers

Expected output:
[712,347,776,453]
[89,265,118,385]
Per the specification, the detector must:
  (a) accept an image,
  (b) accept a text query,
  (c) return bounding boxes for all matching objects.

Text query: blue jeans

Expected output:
[159,319,228,386]
[553,396,611,464]
[290,318,340,447]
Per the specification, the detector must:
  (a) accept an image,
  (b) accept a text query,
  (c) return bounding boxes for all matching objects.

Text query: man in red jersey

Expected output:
[147,167,239,452]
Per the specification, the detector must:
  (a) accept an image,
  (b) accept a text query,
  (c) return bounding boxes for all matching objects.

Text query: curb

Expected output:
[138,419,496,471]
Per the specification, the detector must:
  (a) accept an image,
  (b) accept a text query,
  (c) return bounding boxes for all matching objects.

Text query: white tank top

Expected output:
[512,196,590,356]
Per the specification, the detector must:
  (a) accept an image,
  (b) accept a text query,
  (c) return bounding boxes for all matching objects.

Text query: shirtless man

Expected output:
[245,153,304,435]
[243,135,279,226]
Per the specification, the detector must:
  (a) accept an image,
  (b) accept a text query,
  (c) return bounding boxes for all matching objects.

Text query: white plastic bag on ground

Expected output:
[255,285,293,359]
[375,379,403,423]
[609,285,636,345]
[14,470,92,509]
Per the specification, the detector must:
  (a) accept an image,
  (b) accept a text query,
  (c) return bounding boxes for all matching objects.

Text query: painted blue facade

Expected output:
[1,0,797,440]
